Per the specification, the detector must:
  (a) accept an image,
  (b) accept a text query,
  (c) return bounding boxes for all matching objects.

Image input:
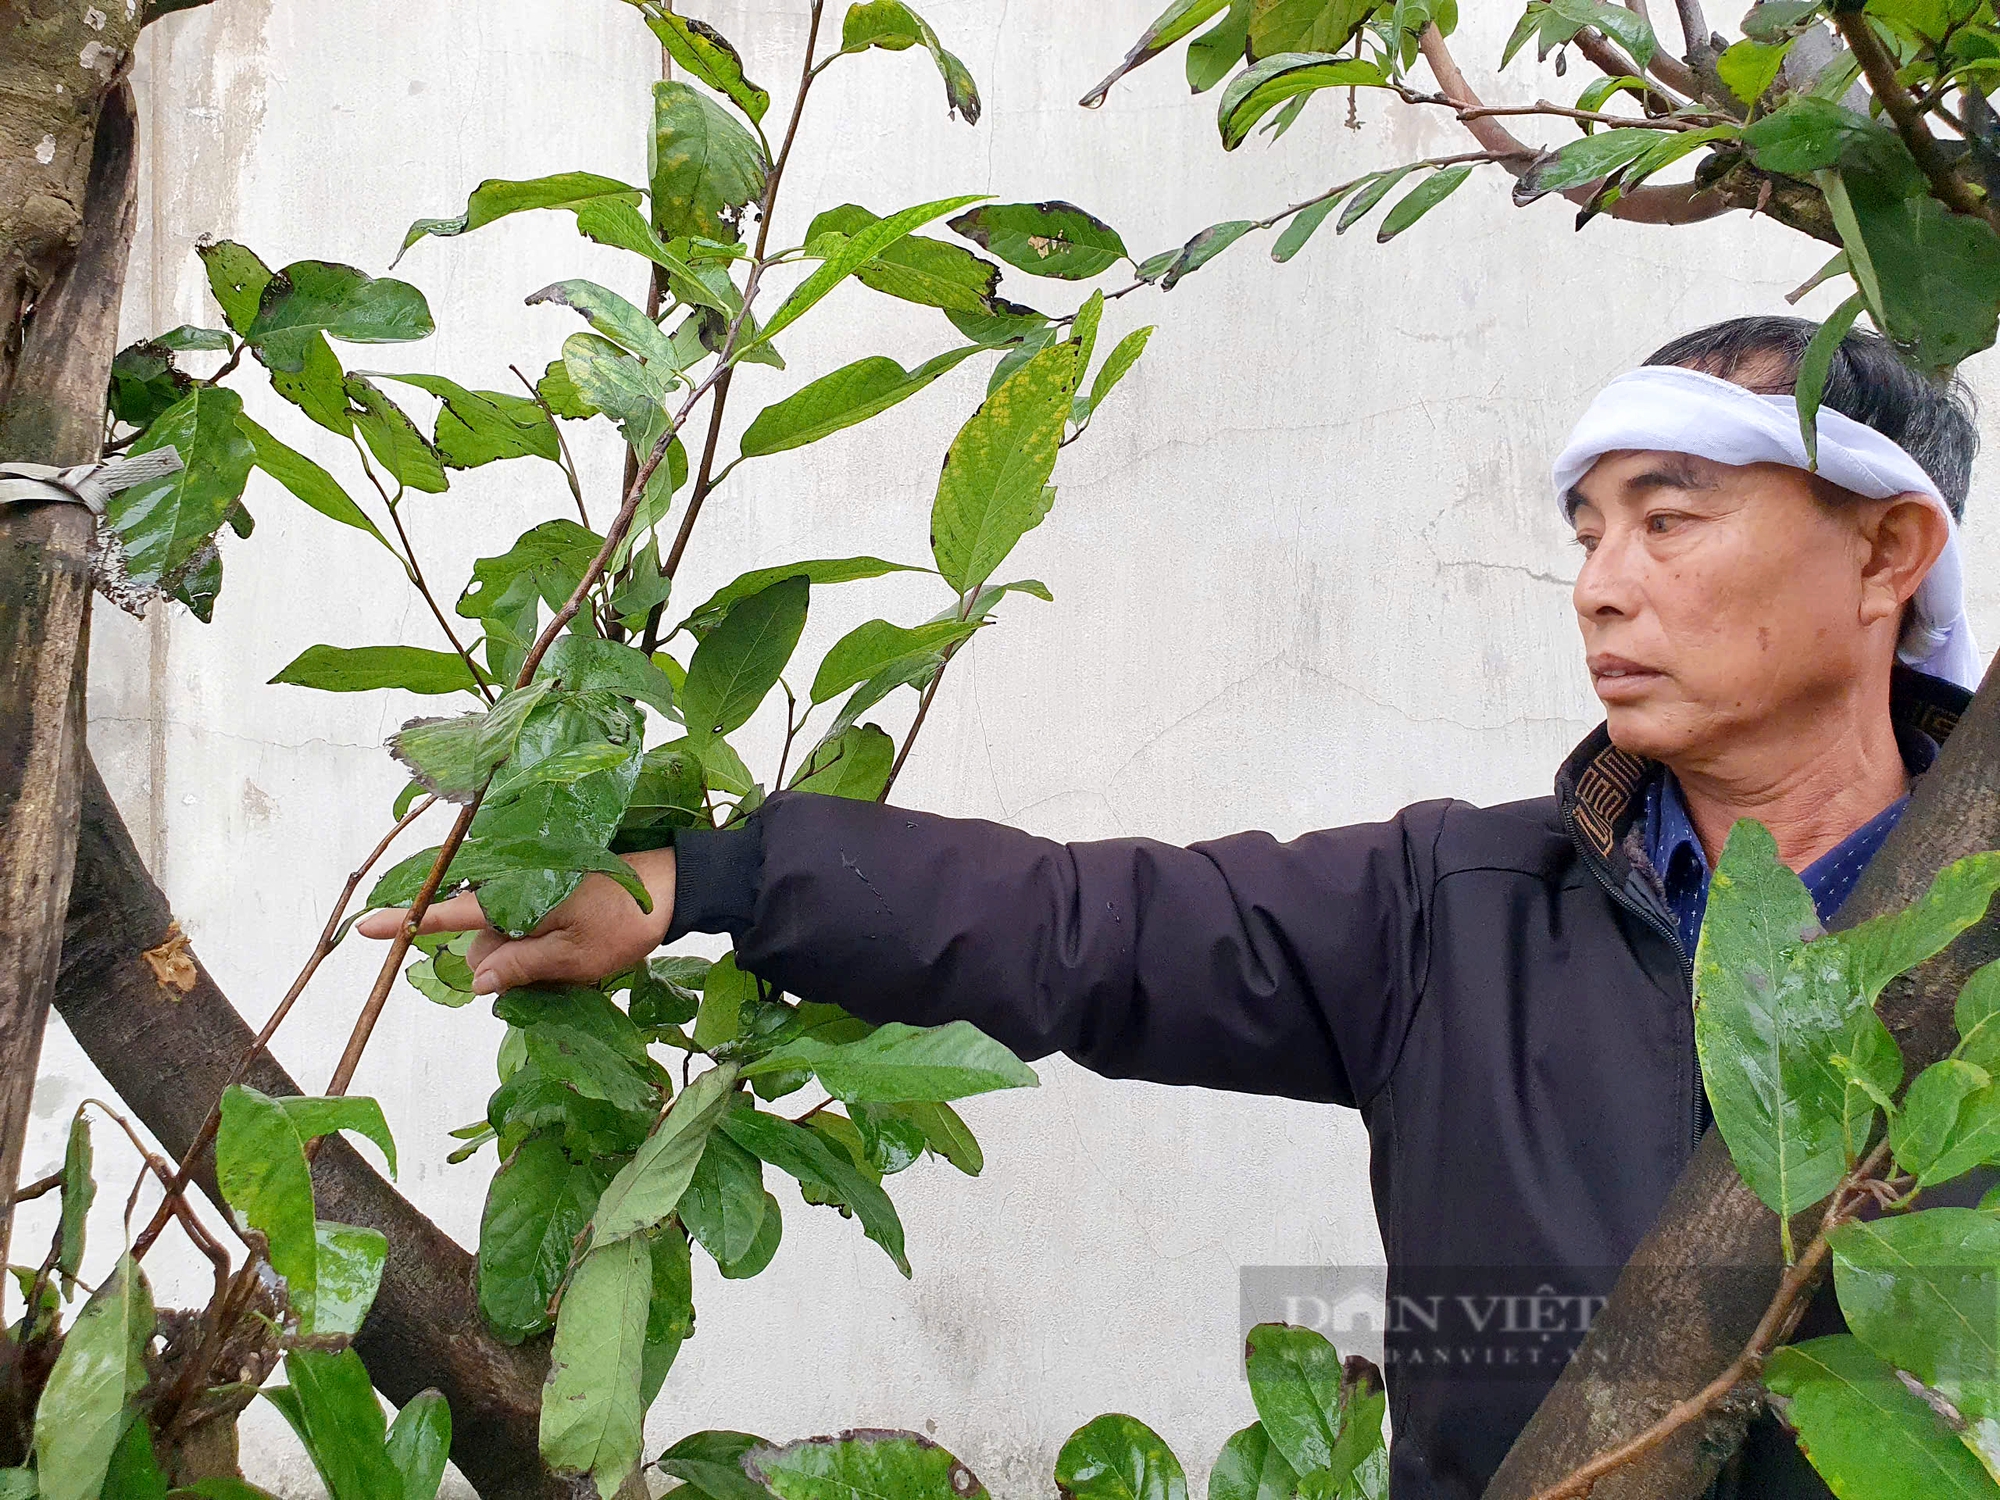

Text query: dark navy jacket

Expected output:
[667,667,1974,1499]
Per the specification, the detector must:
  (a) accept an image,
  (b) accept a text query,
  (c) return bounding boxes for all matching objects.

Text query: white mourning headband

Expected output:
[1551,364,1980,692]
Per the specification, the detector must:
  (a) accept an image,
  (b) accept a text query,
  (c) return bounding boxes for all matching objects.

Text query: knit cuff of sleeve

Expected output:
[663,820,763,943]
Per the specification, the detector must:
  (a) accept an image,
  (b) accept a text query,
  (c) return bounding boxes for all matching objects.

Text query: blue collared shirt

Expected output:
[1643,729,1939,958]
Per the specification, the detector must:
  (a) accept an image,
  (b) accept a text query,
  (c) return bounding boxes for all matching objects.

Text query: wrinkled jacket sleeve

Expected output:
[667,789,1452,1108]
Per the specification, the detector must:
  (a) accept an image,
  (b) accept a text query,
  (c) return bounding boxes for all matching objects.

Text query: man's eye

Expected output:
[1572,534,1600,554]
[1646,512,1682,534]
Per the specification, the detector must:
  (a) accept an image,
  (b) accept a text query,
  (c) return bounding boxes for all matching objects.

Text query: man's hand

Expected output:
[355,847,678,995]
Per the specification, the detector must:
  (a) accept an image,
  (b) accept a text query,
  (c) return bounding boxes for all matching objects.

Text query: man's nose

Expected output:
[1573,530,1638,623]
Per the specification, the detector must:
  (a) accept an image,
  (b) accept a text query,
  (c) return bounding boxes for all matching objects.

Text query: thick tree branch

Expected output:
[56,757,567,1500]
[1418,27,1732,225]
[1485,659,2000,1500]
[0,79,138,1281]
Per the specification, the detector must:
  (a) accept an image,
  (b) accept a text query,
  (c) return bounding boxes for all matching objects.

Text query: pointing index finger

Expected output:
[355,890,494,940]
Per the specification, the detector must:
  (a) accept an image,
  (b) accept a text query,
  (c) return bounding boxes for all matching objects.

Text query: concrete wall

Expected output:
[20,0,2000,1494]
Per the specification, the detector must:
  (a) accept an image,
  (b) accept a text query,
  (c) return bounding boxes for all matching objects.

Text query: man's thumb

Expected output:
[472,933,571,995]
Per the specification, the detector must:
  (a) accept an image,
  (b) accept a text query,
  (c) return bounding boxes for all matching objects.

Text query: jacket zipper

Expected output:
[1562,808,1704,1151]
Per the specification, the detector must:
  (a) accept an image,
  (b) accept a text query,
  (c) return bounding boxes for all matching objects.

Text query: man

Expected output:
[362,316,1980,1497]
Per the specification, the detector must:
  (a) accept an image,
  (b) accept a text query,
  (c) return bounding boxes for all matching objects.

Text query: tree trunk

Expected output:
[58,754,575,1500]
[0,77,137,1277]
[1484,660,2000,1500]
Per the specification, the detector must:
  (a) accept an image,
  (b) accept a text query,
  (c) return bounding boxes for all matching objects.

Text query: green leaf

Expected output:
[1765,1336,1998,1497]
[651,81,768,244]
[640,1225,695,1404]
[1693,820,1858,1224]
[540,1235,652,1493]
[1551,0,1656,67]
[1188,0,1255,92]
[477,1132,613,1343]
[245,262,434,372]
[634,8,769,121]
[1243,1325,1368,1479]
[682,1131,768,1265]
[1744,95,1864,172]
[1744,0,1825,35]
[681,575,810,742]
[1217,53,1385,149]
[0,1471,34,1500]
[680,558,927,637]
[591,1063,742,1245]
[930,339,1082,593]
[1574,73,1650,113]
[535,635,679,718]
[1079,0,1232,106]
[570,199,732,315]
[1513,128,1661,202]
[1957,961,2000,1066]
[345,375,449,494]
[366,372,558,468]
[895,1099,982,1174]
[216,1086,320,1327]
[806,205,1003,314]
[1055,1415,1187,1500]
[742,1020,1038,1103]
[384,1391,451,1500]
[1831,851,2000,1005]
[1376,165,1473,242]
[312,1223,388,1338]
[108,340,191,430]
[32,1255,153,1500]
[108,386,255,588]
[527,279,682,370]
[748,1431,989,1500]
[1831,1207,2000,1423]
[235,414,388,546]
[1249,0,1380,57]
[1336,167,1419,234]
[55,1111,92,1299]
[788,724,896,801]
[396,173,641,262]
[1794,293,1866,467]
[271,644,479,696]
[1086,327,1153,416]
[1891,1059,2000,1186]
[720,1104,912,1275]
[840,0,982,123]
[387,680,557,801]
[1836,145,2000,371]
[741,347,984,458]
[947,201,1127,281]
[757,195,989,349]
[849,1103,925,1174]
[1717,37,1791,105]
[281,1095,397,1176]
[1834,1006,1903,1160]
[1208,1424,1300,1500]
[811,619,983,704]
[658,1432,774,1500]
[265,1349,401,1500]
[101,1413,164,1500]
[1272,197,1344,262]
[719,1191,783,1278]
[693,952,759,1050]
[198,239,272,333]
[561,332,677,443]
[367,833,649,917]
[267,329,354,436]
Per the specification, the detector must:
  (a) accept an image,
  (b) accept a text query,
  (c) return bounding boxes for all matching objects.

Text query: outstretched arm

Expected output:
[360,791,1451,1108]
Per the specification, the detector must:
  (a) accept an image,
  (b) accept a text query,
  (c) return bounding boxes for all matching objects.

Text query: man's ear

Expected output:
[1858,494,1950,629]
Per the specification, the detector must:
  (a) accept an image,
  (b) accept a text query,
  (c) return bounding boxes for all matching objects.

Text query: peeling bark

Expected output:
[58,754,576,1500]
[1484,660,2000,1500]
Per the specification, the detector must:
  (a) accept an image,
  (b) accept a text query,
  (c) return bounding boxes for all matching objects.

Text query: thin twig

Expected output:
[132,791,437,1262]
[10,1171,62,1205]
[774,679,803,789]
[510,362,591,529]
[1528,1139,1895,1500]
[353,437,496,705]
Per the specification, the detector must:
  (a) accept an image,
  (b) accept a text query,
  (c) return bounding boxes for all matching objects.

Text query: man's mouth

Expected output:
[1588,655,1664,697]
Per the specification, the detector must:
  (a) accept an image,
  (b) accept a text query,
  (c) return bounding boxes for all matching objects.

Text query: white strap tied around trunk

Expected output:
[0,447,182,515]
[1551,365,1980,692]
